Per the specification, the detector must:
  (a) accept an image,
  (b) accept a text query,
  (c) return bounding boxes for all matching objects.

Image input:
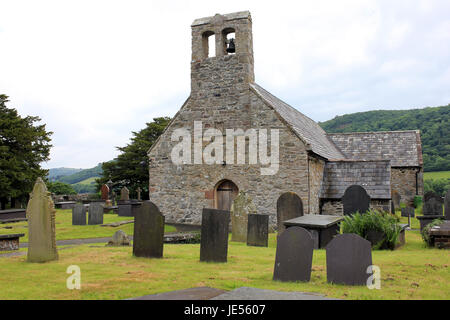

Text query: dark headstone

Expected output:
[445,190,450,221]
[342,185,370,215]
[200,208,230,263]
[247,214,269,247]
[273,226,313,282]
[276,192,303,236]
[118,203,132,217]
[88,203,104,225]
[392,190,401,208]
[72,204,87,225]
[326,233,372,286]
[391,201,395,214]
[401,206,415,218]
[423,192,443,216]
[133,201,165,258]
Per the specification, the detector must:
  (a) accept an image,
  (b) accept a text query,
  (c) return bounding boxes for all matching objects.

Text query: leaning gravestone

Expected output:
[133,201,165,258]
[88,202,104,225]
[445,190,450,221]
[326,233,372,286]
[72,204,87,225]
[422,192,443,216]
[230,191,257,242]
[247,214,269,247]
[26,178,58,263]
[342,185,371,215]
[273,226,313,282]
[276,192,303,236]
[200,208,230,263]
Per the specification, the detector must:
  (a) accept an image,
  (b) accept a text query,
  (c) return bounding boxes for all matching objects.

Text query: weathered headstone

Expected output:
[401,206,415,218]
[101,184,109,201]
[230,191,256,242]
[136,187,142,201]
[247,214,269,247]
[106,230,130,246]
[133,201,165,258]
[392,190,401,209]
[72,204,87,225]
[276,192,303,236]
[118,203,132,217]
[422,192,443,216]
[26,178,58,263]
[120,187,130,201]
[273,226,313,282]
[326,233,372,286]
[445,190,450,221]
[200,208,230,263]
[342,185,370,215]
[88,202,104,225]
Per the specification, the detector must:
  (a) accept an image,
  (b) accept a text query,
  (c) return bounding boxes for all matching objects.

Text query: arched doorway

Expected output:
[215,180,239,211]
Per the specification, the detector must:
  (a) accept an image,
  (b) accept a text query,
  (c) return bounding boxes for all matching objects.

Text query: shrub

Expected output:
[413,196,422,209]
[341,210,402,250]
[421,219,444,247]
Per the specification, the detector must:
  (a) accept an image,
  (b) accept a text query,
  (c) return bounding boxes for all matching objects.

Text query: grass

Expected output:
[0,230,448,300]
[424,171,450,180]
[0,209,176,242]
[73,176,99,185]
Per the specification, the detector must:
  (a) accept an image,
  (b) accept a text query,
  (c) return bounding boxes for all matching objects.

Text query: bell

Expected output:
[226,38,235,53]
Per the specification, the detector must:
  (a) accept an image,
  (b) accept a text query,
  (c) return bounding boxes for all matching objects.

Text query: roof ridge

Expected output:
[327,130,420,135]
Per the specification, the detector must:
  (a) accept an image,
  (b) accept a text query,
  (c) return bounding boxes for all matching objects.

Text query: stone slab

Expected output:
[55,201,77,210]
[200,208,230,263]
[118,203,132,217]
[276,192,303,236]
[247,214,268,247]
[211,287,339,300]
[127,287,227,300]
[72,204,87,225]
[88,203,104,225]
[133,201,165,258]
[417,215,445,231]
[283,214,343,229]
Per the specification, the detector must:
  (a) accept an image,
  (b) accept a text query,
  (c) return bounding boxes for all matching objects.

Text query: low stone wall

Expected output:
[320,199,390,215]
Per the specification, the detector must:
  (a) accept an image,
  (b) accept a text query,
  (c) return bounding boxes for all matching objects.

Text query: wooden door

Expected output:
[216,180,239,211]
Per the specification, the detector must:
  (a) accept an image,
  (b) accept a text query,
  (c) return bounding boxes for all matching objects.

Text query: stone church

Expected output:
[148,11,424,228]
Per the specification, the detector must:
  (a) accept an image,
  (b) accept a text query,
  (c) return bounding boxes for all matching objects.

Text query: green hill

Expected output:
[48,167,84,181]
[57,163,103,184]
[319,104,450,172]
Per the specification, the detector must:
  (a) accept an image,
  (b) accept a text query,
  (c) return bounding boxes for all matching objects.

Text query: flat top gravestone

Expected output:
[200,208,230,263]
[283,214,344,229]
[26,178,58,263]
[88,203,104,225]
[326,233,372,286]
[247,214,269,247]
[276,192,303,236]
[72,204,87,225]
[445,190,450,221]
[230,191,256,242]
[422,192,443,216]
[273,226,313,283]
[120,187,130,201]
[133,201,165,258]
[342,185,370,215]
[101,184,109,201]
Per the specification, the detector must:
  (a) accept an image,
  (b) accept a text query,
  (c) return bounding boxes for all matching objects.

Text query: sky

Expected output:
[1,0,449,169]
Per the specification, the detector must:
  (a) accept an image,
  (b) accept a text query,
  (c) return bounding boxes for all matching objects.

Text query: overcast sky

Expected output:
[1,0,449,169]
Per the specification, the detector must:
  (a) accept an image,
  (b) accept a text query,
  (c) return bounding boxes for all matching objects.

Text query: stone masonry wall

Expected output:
[308,156,325,214]
[391,167,422,206]
[320,199,390,215]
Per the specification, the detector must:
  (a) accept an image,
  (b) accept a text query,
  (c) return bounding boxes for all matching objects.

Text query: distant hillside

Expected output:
[55,163,103,185]
[319,104,450,172]
[48,167,84,181]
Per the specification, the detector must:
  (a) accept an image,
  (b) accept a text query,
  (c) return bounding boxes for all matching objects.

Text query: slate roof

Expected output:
[319,160,391,199]
[250,83,345,160]
[327,131,423,167]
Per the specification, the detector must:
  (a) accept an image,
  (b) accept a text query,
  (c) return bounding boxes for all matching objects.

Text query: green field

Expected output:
[74,176,99,185]
[424,171,450,180]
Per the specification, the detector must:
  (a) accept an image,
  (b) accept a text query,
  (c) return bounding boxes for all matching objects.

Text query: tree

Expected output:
[0,95,53,209]
[97,117,171,199]
[47,181,77,195]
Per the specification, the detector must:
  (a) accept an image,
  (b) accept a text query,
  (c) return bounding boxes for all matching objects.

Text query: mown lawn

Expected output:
[424,171,450,180]
[0,229,448,300]
[0,209,176,242]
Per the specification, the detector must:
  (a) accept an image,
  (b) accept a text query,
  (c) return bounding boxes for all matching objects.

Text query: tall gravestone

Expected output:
[136,187,142,201]
[200,208,230,263]
[230,191,256,242]
[120,187,130,201]
[342,185,371,215]
[392,190,401,211]
[422,192,443,216]
[326,233,372,286]
[445,190,450,221]
[273,226,313,282]
[88,202,104,225]
[72,204,87,225]
[133,201,165,258]
[247,214,269,247]
[26,178,58,263]
[276,192,303,236]
[101,184,109,201]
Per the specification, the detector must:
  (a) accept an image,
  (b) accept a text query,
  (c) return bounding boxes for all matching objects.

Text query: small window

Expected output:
[202,31,215,58]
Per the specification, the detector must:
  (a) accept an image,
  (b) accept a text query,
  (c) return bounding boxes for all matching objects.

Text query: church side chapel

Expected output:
[147,11,424,229]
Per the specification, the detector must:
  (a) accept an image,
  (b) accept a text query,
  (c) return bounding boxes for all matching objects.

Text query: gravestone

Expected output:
[200,208,230,263]
[326,233,372,286]
[401,206,415,218]
[273,226,313,282]
[392,190,401,209]
[72,204,87,225]
[422,192,443,216]
[247,214,269,247]
[230,191,256,242]
[118,203,132,217]
[342,185,370,215]
[120,187,130,201]
[133,201,165,258]
[137,187,142,201]
[88,202,104,225]
[276,192,303,236]
[107,230,130,246]
[101,184,109,201]
[26,178,58,263]
[445,190,450,221]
